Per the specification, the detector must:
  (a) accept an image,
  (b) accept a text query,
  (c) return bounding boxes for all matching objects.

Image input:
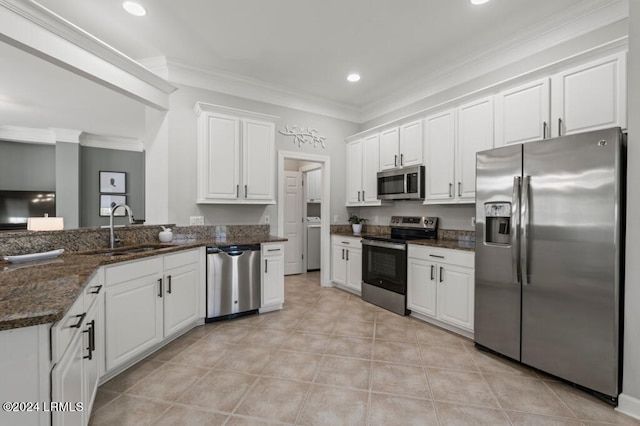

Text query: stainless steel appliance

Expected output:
[362,216,437,315]
[377,165,425,200]
[306,216,321,271]
[206,244,261,320]
[475,127,625,404]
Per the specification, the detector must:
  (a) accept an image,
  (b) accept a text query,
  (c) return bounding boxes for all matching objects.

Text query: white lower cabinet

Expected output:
[331,235,362,294]
[407,245,474,335]
[105,249,201,372]
[261,243,285,312]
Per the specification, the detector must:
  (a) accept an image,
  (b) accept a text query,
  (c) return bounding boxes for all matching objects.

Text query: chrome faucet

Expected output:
[109,203,135,249]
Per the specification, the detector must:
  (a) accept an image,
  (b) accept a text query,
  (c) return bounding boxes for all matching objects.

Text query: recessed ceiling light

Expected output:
[122,1,147,16]
[470,0,491,4]
[347,73,361,83]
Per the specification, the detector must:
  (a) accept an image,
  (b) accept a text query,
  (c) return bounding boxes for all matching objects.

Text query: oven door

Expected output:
[361,240,407,294]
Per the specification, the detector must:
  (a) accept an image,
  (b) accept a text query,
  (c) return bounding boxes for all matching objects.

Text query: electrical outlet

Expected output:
[190,216,204,225]
[333,214,339,223]
[264,215,270,224]
[471,217,476,227]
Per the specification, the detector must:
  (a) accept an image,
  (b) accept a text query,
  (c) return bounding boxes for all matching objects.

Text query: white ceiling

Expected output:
[34,0,591,111]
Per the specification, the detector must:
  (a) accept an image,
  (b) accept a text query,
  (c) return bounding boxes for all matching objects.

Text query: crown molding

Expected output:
[360,0,628,122]
[0,0,177,110]
[151,59,361,123]
[52,128,82,143]
[80,133,144,152]
[0,125,55,144]
[194,102,280,122]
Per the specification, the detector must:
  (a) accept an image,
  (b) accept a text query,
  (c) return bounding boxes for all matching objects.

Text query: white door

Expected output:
[163,265,199,336]
[243,119,275,200]
[457,96,494,201]
[425,109,456,203]
[437,264,474,331]
[345,247,362,293]
[551,52,626,137]
[331,243,347,285]
[283,171,303,275]
[399,120,423,167]
[379,127,400,171]
[495,78,550,146]
[407,258,437,317]
[203,114,240,200]
[263,255,285,307]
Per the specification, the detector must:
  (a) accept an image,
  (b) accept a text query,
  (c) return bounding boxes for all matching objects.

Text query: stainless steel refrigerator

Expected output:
[474,127,625,403]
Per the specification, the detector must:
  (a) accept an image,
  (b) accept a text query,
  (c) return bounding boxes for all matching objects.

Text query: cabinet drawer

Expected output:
[262,243,284,257]
[408,245,474,268]
[51,293,85,363]
[331,235,362,248]
[105,256,163,286]
[164,248,199,270]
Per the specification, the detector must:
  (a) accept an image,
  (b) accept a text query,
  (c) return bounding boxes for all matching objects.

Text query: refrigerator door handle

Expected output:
[512,176,521,284]
[521,175,531,285]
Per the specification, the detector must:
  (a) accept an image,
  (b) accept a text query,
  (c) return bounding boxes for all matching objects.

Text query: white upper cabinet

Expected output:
[195,102,278,204]
[346,134,382,206]
[305,168,322,202]
[424,109,456,203]
[456,96,494,202]
[551,52,626,137]
[495,78,551,146]
[379,121,424,171]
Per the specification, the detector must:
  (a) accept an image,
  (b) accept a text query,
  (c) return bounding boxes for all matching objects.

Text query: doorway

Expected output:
[277,151,331,287]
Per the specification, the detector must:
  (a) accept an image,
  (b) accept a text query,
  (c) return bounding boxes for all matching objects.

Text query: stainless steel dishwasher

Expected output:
[206,244,261,321]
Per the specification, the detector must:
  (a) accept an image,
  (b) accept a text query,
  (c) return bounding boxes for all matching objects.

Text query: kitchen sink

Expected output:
[78,244,175,257]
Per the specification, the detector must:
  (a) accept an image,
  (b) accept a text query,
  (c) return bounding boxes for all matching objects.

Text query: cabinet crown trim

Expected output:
[194,102,280,122]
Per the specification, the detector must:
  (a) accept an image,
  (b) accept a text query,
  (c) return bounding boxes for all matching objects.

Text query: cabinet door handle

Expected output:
[400,153,404,166]
[346,250,349,261]
[167,275,172,294]
[342,248,345,260]
[449,183,453,198]
[83,322,93,360]
[90,285,103,294]
[458,182,462,197]
[265,259,268,273]
[543,121,548,139]
[429,254,445,259]
[267,248,281,252]
[89,320,96,351]
[71,313,86,329]
[357,191,361,202]
[430,265,435,280]
[440,266,444,283]
[558,118,562,137]
[236,184,240,198]
[244,185,248,198]
[158,278,163,298]
[362,190,365,200]
[394,154,398,167]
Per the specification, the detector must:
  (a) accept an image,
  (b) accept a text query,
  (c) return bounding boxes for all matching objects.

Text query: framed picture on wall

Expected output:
[100,195,127,216]
[99,171,126,193]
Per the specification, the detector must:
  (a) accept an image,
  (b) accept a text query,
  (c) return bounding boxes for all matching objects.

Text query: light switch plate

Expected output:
[471,217,476,227]
[264,215,270,224]
[190,216,204,225]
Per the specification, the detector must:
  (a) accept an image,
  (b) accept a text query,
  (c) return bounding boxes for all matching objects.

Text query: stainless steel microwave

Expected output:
[377,165,425,200]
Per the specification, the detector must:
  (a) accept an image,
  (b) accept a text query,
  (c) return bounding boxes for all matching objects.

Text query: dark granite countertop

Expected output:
[0,236,286,331]
[330,231,475,252]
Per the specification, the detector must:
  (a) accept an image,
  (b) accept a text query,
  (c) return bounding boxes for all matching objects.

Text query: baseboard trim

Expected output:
[617,393,640,420]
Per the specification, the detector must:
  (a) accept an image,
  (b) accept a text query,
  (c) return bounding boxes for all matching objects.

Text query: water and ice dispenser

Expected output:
[484,202,511,245]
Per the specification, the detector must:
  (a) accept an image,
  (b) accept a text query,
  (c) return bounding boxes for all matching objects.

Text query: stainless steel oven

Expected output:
[361,216,437,315]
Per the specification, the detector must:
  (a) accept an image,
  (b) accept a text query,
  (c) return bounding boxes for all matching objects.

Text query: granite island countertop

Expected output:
[0,236,286,331]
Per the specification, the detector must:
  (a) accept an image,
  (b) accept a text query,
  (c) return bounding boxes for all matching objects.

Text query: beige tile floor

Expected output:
[90,272,639,426]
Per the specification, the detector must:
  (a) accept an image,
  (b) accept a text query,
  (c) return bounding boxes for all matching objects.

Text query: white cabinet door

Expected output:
[362,134,380,203]
[331,243,347,285]
[424,109,456,203]
[437,264,474,332]
[379,127,400,171]
[346,140,363,205]
[400,120,423,167]
[495,78,550,146]
[263,256,285,307]
[306,168,322,202]
[52,329,85,426]
[83,297,100,417]
[457,96,494,202]
[163,264,199,337]
[199,113,241,201]
[105,276,163,371]
[551,52,626,137]
[243,119,275,200]
[407,257,437,317]
[345,247,362,293]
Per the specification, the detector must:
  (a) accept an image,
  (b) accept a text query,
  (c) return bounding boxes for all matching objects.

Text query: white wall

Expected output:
[165,84,359,234]
[620,1,640,417]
